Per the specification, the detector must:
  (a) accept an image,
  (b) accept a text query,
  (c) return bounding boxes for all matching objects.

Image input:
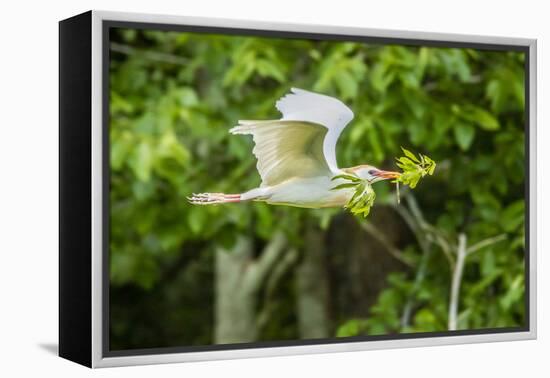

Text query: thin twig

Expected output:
[405,195,432,254]
[394,194,455,267]
[466,234,506,256]
[406,193,426,225]
[358,220,414,267]
[401,244,432,329]
[427,226,455,267]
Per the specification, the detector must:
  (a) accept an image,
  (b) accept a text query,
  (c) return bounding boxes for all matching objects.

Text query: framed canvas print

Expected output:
[59,10,537,368]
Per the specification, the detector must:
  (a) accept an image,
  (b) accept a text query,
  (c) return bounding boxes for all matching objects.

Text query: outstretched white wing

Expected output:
[275,88,354,171]
[230,120,330,187]
[230,88,354,187]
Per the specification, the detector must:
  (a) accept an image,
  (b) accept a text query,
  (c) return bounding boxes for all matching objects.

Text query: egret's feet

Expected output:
[187,192,241,205]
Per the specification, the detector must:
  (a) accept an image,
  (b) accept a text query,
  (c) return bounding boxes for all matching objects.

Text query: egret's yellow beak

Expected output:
[375,170,401,180]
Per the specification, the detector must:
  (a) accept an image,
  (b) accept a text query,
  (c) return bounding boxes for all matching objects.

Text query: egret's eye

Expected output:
[368,169,376,175]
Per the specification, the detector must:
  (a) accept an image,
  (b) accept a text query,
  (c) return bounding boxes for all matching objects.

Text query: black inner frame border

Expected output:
[102,19,531,358]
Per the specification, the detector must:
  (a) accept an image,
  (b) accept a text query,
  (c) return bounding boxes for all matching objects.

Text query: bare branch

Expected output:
[257,248,299,330]
[265,248,299,297]
[391,203,426,251]
[393,195,455,267]
[358,220,414,267]
[448,233,467,331]
[467,234,507,255]
[245,231,287,290]
[432,231,455,267]
[406,193,425,224]
[394,193,454,328]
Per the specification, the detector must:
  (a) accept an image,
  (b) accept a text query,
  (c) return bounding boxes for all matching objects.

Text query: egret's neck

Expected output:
[330,169,347,178]
[334,166,361,176]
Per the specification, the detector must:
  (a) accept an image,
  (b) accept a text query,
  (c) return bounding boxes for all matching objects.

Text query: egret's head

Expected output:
[345,165,400,183]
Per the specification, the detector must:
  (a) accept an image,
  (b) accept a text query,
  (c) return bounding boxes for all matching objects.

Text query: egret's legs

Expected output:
[188,187,270,205]
[187,192,241,205]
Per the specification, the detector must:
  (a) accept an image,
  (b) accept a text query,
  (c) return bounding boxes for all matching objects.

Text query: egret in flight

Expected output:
[189,88,399,208]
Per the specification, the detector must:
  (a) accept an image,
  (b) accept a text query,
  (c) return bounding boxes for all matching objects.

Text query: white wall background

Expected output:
[0,0,546,376]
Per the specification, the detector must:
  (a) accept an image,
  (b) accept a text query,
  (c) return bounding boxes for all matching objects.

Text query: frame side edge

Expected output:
[59,10,93,368]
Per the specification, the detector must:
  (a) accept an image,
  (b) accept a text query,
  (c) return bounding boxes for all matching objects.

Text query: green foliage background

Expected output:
[109,27,526,350]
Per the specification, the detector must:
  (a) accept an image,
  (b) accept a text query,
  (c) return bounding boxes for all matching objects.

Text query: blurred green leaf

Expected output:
[129,141,154,181]
[336,319,368,337]
[454,122,475,150]
[462,105,500,131]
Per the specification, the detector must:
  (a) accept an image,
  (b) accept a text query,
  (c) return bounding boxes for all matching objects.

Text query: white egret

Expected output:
[189,88,399,208]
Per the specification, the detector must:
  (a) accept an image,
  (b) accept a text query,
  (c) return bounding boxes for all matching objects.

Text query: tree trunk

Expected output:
[214,232,287,344]
[214,236,257,343]
[296,223,330,338]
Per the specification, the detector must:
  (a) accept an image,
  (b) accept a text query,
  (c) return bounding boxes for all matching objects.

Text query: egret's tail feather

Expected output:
[188,192,241,205]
